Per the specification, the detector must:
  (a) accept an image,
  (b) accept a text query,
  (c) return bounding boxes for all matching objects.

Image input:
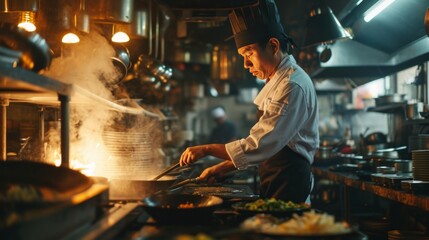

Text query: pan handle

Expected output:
[152,177,200,196]
[168,177,200,190]
[152,162,180,180]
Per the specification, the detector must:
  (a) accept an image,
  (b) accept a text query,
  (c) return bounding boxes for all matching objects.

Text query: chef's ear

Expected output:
[268,38,280,53]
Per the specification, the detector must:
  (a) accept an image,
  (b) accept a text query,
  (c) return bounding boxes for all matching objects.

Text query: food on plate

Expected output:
[174,233,214,240]
[161,202,202,209]
[178,202,195,208]
[237,198,310,211]
[241,210,352,236]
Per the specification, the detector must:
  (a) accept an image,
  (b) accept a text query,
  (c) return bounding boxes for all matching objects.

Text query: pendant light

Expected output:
[1,0,39,32]
[111,24,130,43]
[17,11,36,32]
[302,0,351,48]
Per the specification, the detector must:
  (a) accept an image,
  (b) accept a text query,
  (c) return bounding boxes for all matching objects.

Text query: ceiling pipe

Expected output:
[0,0,38,12]
[160,10,170,62]
[154,6,159,59]
[148,0,153,56]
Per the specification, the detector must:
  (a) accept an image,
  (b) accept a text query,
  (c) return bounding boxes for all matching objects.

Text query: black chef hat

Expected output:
[229,0,295,52]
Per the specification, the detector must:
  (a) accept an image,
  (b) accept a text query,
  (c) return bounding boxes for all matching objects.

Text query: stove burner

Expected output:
[63,201,142,240]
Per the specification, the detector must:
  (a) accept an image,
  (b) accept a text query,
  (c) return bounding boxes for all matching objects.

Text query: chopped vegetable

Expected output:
[241,198,309,211]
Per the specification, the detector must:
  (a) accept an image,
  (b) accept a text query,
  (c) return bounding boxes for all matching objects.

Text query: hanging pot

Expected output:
[0,22,51,72]
[110,43,131,83]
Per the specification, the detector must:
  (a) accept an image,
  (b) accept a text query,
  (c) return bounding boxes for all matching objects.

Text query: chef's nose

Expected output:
[243,58,252,69]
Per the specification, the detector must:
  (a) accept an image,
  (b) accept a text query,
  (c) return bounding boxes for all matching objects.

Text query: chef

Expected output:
[179,0,319,204]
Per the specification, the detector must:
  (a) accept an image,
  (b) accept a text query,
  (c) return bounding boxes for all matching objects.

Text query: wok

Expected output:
[108,175,177,200]
[0,160,95,229]
[0,160,93,206]
[140,193,223,225]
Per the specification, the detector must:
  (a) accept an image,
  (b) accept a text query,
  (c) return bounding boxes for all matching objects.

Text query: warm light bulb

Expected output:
[18,22,36,32]
[111,31,130,43]
[17,12,36,32]
[62,33,80,43]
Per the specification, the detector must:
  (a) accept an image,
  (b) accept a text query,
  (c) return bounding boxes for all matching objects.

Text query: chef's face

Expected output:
[238,41,277,80]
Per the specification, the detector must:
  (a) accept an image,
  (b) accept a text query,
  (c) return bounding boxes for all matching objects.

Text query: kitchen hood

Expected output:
[312,37,429,80]
[310,0,429,83]
[155,0,259,22]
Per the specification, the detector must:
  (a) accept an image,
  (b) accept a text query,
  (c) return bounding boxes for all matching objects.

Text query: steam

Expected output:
[43,30,163,178]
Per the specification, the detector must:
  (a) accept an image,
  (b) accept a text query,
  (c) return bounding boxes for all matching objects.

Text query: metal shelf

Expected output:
[366,103,405,114]
[0,65,161,166]
[0,65,72,98]
[0,65,73,166]
[404,118,429,125]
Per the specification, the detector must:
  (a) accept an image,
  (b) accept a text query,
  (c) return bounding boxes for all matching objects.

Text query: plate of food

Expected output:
[241,210,355,238]
[231,198,311,218]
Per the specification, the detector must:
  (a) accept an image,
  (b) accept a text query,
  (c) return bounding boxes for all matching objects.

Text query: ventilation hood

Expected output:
[310,0,429,84]
[155,0,259,22]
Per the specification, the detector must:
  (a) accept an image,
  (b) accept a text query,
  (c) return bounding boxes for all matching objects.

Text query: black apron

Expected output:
[256,111,312,203]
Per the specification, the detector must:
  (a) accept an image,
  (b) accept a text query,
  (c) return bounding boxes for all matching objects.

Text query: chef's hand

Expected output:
[179,145,208,166]
[199,160,236,184]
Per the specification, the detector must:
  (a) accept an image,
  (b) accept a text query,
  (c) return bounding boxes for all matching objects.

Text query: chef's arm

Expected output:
[180,144,230,166]
[199,160,236,182]
[202,144,230,159]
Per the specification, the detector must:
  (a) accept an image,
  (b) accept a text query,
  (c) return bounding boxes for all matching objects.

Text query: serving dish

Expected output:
[241,210,355,238]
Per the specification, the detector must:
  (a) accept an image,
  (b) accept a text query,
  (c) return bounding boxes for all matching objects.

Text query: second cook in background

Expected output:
[179,0,319,204]
[208,106,238,144]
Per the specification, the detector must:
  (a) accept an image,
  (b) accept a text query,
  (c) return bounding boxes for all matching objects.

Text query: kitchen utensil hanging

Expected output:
[0,21,51,72]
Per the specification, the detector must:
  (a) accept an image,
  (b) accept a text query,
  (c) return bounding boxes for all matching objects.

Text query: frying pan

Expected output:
[140,193,223,225]
[108,175,177,200]
[108,162,190,200]
[0,22,51,72]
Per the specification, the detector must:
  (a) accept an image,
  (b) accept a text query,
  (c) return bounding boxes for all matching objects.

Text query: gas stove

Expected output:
[63,200,142,240]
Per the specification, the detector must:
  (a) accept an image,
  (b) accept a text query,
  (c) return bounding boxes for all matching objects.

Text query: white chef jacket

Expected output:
[225,55,319,170]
